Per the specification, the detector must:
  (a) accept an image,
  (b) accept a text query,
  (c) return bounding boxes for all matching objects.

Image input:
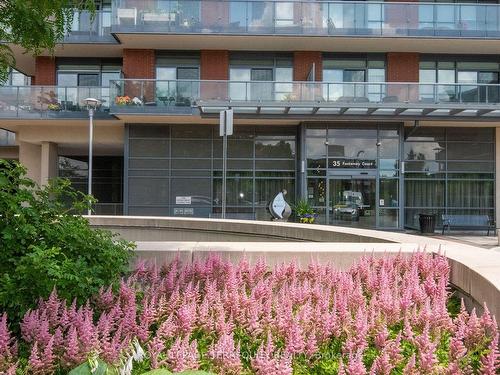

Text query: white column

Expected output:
[18,141,42,185]
[496,128,500,235]
[40,141,58,186]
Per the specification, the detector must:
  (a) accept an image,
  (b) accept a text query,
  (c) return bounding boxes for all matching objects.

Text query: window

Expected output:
[419,59,500,103]
[56,60,122,108]
[404,127,495,229]
[323,56,386,101]
[229,54,293,101]
[127,125,296,220]
[156,55,200,104]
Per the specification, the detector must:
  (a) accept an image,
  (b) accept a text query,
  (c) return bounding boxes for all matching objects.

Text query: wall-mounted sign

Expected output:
[173,208,194,216]
[330,159,377,169]
[175,196,192,205]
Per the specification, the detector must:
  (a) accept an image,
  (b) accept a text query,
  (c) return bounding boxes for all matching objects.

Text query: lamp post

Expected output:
[84,98,101,216]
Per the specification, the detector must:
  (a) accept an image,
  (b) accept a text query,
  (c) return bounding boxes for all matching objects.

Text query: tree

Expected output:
[0,159,134,324]
[0,0,95,83]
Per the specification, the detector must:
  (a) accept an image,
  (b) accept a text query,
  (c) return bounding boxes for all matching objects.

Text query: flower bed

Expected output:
[0,253,498,374]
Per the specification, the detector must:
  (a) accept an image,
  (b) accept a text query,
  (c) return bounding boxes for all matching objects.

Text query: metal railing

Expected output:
[0,86,110,118]
[109,79,500,110]
[110,0,500,38]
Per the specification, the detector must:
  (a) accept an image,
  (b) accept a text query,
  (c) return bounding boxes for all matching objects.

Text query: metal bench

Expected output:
[441,214,495,235]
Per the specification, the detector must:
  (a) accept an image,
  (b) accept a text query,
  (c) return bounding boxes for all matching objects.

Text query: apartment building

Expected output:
[1,0,499,229]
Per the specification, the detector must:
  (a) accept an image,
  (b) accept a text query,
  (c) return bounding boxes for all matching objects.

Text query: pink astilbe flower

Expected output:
[5,252,499,374]
[346,349,367,375]
[415,323,437,372]
[480,330,499,375]
[147,336,165,369]
[167,336,199,372]
[0,313,17,373]
[208,332,243,374]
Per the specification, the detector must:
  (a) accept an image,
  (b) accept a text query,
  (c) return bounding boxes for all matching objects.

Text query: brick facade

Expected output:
[200,50,229,100]
[386,52,420,82]
[34,56,56,85]
[200,50,229,80]
[123,49,155,79]
[293,52,323,81]
[122,49,155,101]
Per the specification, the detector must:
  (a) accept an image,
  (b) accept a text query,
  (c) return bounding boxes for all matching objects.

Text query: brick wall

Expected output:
[200,50,229,80]
[34,57,56,85]
[122,49,155,101]
[123,49,155,79]
[293,52,323,81]
[387,52,420,101]
[200,50,229,100]
[387,52,419,82]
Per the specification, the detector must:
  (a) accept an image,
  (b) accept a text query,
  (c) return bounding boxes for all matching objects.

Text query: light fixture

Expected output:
[83,98,101,216]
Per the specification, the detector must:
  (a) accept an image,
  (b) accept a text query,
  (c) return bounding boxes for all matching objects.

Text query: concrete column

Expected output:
[496,128,500,236]
[40,141,58,186]
[18,141,42,185]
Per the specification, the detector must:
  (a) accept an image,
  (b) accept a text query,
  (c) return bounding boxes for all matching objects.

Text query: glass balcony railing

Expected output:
[109,79,500,113]
[3,81,499,119]
[63,10,115,43]
[110,0,500,38]
[0,86,111,118]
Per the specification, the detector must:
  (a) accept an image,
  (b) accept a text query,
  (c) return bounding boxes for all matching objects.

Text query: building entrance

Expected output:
[328,176,376,228]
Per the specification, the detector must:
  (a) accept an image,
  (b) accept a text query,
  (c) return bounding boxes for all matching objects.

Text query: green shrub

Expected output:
[0,160,134,323]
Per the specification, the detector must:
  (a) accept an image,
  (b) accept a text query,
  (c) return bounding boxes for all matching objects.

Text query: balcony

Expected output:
[63,10,116,43]
[109,79,500,120]
[0,86,113,119]
[110,0,500,39]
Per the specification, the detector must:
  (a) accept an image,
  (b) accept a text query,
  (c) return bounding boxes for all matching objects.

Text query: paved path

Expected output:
[409,231,500,250]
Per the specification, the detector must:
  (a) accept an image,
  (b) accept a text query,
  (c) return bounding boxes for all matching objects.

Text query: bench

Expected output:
[441,214,495,235]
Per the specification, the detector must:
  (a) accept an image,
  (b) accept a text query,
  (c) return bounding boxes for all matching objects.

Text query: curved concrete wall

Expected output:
[88,216,500,322]
[88,216,394,243]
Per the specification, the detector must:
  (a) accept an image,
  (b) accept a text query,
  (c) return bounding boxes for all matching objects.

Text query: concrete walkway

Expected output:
[409,231,500,250]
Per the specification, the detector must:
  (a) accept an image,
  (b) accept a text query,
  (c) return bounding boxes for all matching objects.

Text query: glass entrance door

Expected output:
[328,177,376,228]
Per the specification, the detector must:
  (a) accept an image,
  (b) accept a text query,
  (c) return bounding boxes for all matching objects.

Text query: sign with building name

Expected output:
[330,159,377,169]
[175,196,192,205]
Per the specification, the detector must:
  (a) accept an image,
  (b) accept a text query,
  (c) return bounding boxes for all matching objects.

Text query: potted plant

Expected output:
[115,95,132,106]
[294,199,318,224]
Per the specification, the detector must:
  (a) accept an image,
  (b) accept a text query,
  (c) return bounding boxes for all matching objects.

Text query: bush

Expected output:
[1,253,498,374]
[0,160,134,323]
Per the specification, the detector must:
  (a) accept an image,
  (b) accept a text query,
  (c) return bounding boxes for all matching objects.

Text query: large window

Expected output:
[229,54,293,101]
[127,125,296,220]
[156,55,200,105]
[0,129,15,146]
[323,56,386,101]
[2,68,31,86]
[58,155,123,215]
[419,59,500,103]
[404,127,495,229]
[56,59,122,109]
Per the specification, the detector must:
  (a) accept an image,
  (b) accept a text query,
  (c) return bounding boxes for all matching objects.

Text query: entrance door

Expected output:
[328,177,376,228]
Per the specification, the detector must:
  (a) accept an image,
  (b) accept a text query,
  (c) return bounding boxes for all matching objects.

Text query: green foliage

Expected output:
[0,160,134,323]
[0,0,95,83]
[68,359,115,375]
[446,294,462,318]
[293,199,316,217]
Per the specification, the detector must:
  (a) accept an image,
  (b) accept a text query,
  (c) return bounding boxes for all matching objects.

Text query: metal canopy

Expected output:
[196,101,500,121]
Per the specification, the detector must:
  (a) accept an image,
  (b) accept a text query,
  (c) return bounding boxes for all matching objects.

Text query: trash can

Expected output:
[419,214,436,234]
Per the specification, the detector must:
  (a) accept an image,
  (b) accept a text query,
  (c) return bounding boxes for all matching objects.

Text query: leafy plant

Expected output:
[0,1,96,83]
[293,199,317,223]
[0,159,134,324]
